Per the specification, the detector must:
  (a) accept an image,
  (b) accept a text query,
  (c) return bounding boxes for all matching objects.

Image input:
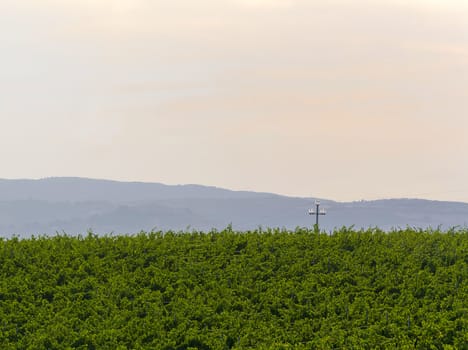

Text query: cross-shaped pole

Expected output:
[308,200,326,227]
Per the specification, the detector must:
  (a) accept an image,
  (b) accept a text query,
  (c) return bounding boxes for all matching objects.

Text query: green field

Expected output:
[0,228,466,349]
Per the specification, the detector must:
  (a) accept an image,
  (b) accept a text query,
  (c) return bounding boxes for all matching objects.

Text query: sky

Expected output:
[0,0,467,202]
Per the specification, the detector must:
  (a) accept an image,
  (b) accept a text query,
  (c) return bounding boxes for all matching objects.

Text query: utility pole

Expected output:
[308,200,326,228]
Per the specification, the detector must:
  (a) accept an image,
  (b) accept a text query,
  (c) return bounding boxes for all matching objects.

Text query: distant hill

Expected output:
[0,177,467,236]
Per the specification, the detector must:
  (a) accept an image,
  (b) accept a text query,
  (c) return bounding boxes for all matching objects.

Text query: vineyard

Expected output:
[0,228,466,349]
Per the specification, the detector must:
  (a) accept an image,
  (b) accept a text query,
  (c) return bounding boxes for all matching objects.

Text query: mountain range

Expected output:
[0,177,466,237]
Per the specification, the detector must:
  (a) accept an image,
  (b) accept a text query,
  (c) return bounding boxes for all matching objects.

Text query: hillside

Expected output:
[0,178,467,236]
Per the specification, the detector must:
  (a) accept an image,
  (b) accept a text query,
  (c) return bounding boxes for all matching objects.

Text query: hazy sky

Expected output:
[1,0,467,201]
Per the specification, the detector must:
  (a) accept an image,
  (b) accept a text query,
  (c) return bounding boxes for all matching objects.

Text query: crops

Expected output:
[0,228,466,349]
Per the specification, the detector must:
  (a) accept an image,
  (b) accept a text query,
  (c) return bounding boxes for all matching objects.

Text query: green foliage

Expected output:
[0,228,466,349]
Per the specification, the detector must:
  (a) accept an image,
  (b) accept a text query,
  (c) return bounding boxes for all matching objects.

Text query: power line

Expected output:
[358,188,468,202]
